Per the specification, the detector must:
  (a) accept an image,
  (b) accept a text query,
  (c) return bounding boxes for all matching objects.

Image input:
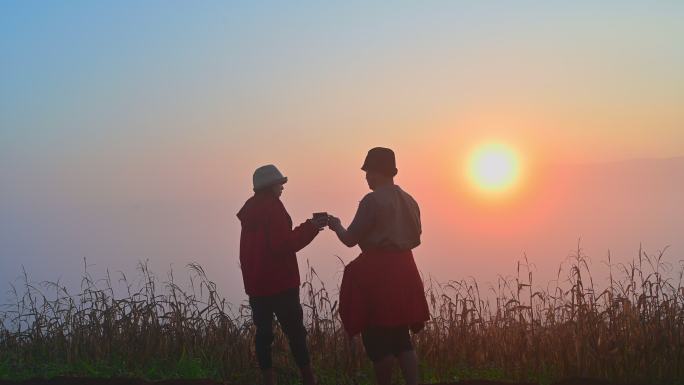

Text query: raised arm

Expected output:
[267,201,321,254]
[328,217,357,247]
[328,195,376,248]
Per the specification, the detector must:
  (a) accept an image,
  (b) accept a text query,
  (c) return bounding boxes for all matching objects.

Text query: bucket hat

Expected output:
[253,164,288,191]
[361,147,398,176]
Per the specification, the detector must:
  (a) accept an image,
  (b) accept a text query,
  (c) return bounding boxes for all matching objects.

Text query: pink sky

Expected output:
[2,2,683,305]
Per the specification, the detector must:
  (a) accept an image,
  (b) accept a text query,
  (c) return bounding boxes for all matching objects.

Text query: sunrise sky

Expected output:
[2,1,683,304]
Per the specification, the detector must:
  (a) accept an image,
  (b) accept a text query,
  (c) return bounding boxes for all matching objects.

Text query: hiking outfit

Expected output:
[237,166,320,370]
[339,148,430,362]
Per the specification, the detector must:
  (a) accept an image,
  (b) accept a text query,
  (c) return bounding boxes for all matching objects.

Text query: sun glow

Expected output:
[467,142,521,194]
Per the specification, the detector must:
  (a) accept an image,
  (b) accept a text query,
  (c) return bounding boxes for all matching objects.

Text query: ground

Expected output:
[0,377,635,385]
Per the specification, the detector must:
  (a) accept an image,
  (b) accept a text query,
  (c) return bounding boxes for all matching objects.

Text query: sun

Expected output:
[467,142,521,194]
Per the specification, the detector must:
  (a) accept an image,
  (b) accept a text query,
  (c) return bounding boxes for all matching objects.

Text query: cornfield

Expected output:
[1,245,683,384]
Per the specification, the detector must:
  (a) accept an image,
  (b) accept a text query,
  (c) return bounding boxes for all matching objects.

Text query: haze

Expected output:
[1,2,683,305]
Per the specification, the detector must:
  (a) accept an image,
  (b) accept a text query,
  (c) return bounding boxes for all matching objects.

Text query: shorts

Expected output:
[361,325,413,362]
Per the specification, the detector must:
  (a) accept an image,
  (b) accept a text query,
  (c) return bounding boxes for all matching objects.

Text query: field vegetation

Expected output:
[1,245,682,384]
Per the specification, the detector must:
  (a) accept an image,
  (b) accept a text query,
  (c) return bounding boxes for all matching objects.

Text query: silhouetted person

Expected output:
[328,147,429,385]
[237,165,327,385]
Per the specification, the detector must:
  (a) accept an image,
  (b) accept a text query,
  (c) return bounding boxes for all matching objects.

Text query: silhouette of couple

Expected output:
[237,147,429,385]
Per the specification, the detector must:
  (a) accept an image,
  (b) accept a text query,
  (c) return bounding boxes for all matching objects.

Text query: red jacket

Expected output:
[237,193,319,297]
[339,249,430,336]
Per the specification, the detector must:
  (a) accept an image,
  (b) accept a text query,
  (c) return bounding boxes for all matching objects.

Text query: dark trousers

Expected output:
[249,287,310,369]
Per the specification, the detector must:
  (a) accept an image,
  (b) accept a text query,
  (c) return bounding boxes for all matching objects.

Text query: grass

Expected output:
[1,244,683,384]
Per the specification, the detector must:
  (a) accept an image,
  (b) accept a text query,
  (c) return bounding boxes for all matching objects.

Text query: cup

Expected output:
[313,212,329,226]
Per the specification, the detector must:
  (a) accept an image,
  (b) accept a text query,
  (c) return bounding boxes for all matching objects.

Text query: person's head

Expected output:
[252,164,287,198]
[361,147,397,190]
[257,182,284,198]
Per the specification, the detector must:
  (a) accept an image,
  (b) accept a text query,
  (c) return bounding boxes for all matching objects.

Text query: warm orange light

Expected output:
[467,142,522,196]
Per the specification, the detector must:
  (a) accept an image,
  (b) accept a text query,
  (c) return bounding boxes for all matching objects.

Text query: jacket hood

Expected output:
[237,194,279,226]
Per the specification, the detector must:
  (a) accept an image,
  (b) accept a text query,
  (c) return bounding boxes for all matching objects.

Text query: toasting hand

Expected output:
[310,213,329,230]
[327,215,342,232]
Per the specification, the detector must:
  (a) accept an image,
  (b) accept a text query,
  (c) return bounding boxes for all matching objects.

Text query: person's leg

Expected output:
[391,326,418,385]
[362,326,396,385]
[262,368,276,385]
[298,365,316,385]
[397,349,419,385]
[273,288,315,385]
[250,295,276,385]
[372,355,395,385]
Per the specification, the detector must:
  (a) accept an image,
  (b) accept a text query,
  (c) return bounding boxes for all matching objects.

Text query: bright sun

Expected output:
[467,143,521,194]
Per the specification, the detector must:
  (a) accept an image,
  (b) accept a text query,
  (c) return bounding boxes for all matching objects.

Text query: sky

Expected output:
[1,1,683,306]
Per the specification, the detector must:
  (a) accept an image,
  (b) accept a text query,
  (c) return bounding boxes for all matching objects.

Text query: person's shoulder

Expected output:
[269,196,287,212]
[237,195,277,223]
[395,184,412,196]
[248,194,286,215]
[396,185,420,206]
[359,191,378,206]
[262,197,291,224]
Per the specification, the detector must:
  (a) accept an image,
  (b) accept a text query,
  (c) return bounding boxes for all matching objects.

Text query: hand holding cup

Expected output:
[311,212,329,230]
[327,215,342,231]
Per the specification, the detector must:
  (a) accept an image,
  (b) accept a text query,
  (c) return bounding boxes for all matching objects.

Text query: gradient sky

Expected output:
[2,1,683,305]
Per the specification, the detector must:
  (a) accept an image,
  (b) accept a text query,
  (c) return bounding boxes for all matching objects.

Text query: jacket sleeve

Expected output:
[339,261,366,337]
[267,201,320,254]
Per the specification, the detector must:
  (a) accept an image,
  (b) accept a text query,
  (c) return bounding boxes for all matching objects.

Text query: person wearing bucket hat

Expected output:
[361,147,398,177]
[327,148,428,385]
[237,164,327,385]
[252,164,288,192]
